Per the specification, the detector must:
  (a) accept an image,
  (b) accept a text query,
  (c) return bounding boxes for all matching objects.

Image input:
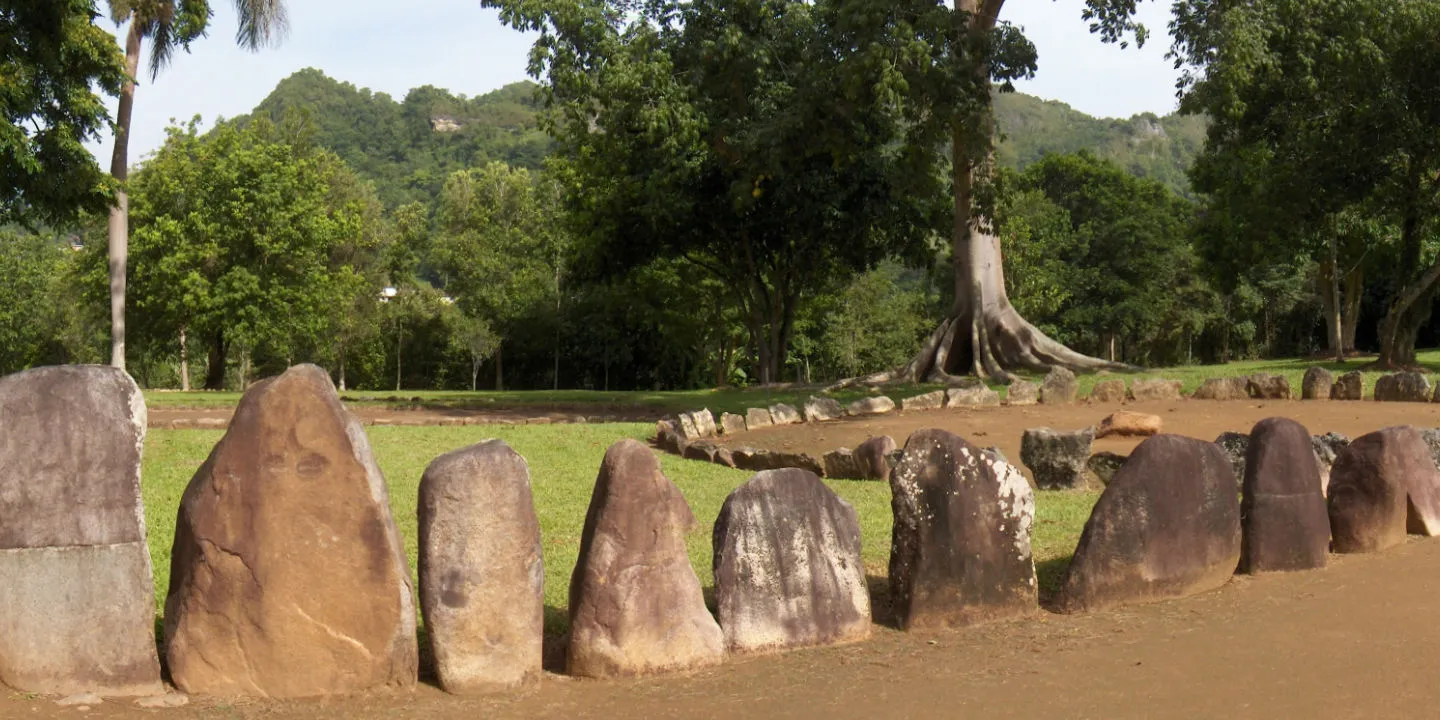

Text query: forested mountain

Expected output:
[244,70,1203,206]
[245,69,550,207]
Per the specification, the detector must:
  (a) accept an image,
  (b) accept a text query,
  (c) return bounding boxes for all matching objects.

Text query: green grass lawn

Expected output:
[143,350,1440,414]
[141,424,1100,635]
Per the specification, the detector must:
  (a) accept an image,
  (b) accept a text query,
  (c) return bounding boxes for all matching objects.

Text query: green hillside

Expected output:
[244,70,1203,206]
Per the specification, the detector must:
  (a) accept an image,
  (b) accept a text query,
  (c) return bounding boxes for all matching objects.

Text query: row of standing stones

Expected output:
[656,367,1440,486]
[5,362,1439,702]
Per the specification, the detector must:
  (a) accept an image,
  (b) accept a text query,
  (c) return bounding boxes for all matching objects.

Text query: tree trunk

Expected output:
[204,330,227,390]
[471,356,480,392]
[107,22,141,371]
[338,352,347,392]
[240,350,252,391]
[1376,208,1436,368]
[395,327,403,392]
[494,345,504,391]
[1342,266,1362,352]
[179,326,190,391]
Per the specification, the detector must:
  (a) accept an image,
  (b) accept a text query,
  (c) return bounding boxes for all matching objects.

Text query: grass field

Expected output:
[141,424,1100,635]
[141,351,1440,414]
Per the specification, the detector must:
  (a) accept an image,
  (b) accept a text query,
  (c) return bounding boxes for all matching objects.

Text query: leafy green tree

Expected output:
[1175,0,1440,367]
[1,1,124,226]
[103,0,288,371]
[123,115,383,389]
[0,229,73,372]
[447,310,499,391]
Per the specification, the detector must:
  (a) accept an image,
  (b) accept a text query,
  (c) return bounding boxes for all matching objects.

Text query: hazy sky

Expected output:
[88,0,1182,164]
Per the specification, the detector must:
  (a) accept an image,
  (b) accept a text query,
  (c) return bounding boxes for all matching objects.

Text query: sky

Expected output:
[87,0,1182,165]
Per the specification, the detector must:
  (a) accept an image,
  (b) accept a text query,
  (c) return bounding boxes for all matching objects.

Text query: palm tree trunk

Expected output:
[108,21,141,371]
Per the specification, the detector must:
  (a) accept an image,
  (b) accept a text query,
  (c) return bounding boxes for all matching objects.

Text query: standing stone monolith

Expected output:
[1128,378,1184,402]
[1239,418,1329,573]
[1327,427,1429,553]
[769,403,802,425]
[1193,376,1248,400]
[1089,379,1127,403]
[889,429,1036,630]
[1039,366,1078,405]
[418,440,543,693]
[855,435,897,482]
[1331,371,1364,400]
[164,365,418,698]
[1246,373,1292,400]
[713,469,869,653]
[946,385,1001,407]
[1057,435,1240,614]
[1374,372,1431,402]
[1020,427,1095,490]
[0,365,163,697]
[568,440,723,677]
[1006,379,1040,406]
[803,396,844,422]
[745,407,774,429]
[1301,367,1334,400]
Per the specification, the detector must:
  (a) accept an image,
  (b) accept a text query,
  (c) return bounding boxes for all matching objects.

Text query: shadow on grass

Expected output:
[1036,555,1074,610]
[866,574,898,630]
[543,605,570,674]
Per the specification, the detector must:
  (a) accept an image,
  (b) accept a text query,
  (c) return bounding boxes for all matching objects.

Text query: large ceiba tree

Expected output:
[104,0,287,371]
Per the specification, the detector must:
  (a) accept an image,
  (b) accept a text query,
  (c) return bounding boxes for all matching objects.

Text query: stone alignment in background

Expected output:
[1246,373,1292,400]
[1301,367,1334,400]
[0,365,163,696]
[712,469,870,653]
[901,390,946,411]
[1057,435,1240,614]
[946,384,1001,407]
[1330,371,1363,400]
[1095,411,1162,438]
[419,440,543,693]
[823,448,863,479]
[719,412,747,435]
[847,396,897,416]
[1128,378,1184,401]
[1327,427,1425,553]
[164,364,418,698]
[889,429,1036,630]
[745,407,774,429]
[1239,418,1330,573]
[1089,379,1126,403]
[769,403,802,425]
[1039,366,1078,405]
[568,439,723,678]
[1192,376,1248,400]
[1020,427,1095,490]
[803,396,844,422]
[1006,379,1040,406]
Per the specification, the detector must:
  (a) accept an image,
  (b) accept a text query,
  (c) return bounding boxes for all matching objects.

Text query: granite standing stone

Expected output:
[1327,427,1424,553]
[889,429,1036,629]
[1006,380,1040,406]
[1039,367,1079,405]
[1057,435,1240,613]
[946,385,1001,407]
[803,396,845,423]
[0,365,163,697]
[1239,418,1329,573]
[1089,379,1127,403]
[745,408,774,429]
[567,440,723,677]
[713,470,869,653]
[1020,427,1096,490]
[1330,371,1364,400]
[418,440,543,693]
[164,365,417,698]
[855,436,897,482]
[1192,377,1249,400]
[1301,368,1334,400]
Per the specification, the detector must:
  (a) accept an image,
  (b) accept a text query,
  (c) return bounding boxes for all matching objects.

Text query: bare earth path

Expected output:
[10,536,1440,718]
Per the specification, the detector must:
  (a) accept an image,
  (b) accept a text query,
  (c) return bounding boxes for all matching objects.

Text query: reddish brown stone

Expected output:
[1057,435,1240,614]
[1329,427,1440,553]
[567,440,722,677]
[855,435,897,482]
[164,365,417,698]
[1095,411,1162,439]
[1240,418,1329,573]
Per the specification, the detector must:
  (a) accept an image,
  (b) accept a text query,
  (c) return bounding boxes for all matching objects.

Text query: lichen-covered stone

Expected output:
[719,413,747,435]
[1057,435,1240,613]
[1214,431,1250,488]
[822,448,863,479]
[1330,371,1364,400]
[1020,427,1095,490]
[0,366,162,697]
[568,440,723,678]
[1039,367,1078,405]
[165,365,417,698]
[688,409,717,438]
[1239,418,1329,573]
[1006,380,1039,406]
[769,403,802,426]
[1301,368,1334,400]
[745,408,774,429]
[713,470,869,653]
[889,429,1035,629]
[1086,452,1128,486]
[418,440,542,693]
[1312,432,1351,495]
[1128,379,1184,402]
[901,390,946,412]
[1374,372,1431,402]
[803,396,844,423]
[1246,373,1292,400]
[1192,377,1249,401]
[847,396,896,417]
[946,385,1000,407]
[1089,379,1127,403]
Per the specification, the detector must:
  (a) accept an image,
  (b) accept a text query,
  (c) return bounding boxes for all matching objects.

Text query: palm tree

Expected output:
[104,0,287,370]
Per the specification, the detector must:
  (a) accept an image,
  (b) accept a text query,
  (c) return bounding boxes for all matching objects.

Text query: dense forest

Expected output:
[5,0,1438,391]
